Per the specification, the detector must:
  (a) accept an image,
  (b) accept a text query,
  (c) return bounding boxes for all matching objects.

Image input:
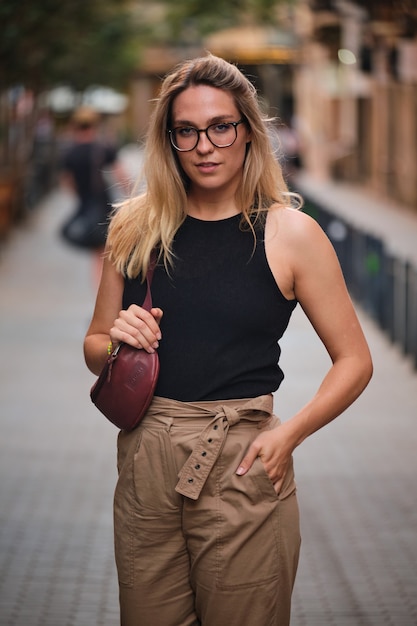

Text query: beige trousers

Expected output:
[114,394,301,626]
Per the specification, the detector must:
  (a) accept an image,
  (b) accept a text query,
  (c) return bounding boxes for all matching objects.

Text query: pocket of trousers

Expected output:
[211,443,283,589]
[250,456,297,502]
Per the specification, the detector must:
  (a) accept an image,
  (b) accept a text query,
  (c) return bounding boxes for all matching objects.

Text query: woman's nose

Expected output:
[196,131,214,153]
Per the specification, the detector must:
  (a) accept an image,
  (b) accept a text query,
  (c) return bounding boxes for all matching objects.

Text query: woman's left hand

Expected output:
[236,425,294,494]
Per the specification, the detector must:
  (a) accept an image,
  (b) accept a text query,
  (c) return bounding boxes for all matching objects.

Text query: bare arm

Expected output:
[84,254,163,376]
[237,208,373,488]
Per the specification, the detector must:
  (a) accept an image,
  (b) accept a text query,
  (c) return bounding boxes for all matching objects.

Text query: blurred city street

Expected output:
[1,161,417,625]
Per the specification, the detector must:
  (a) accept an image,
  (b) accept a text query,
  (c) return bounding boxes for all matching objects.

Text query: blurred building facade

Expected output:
[294,0,417,210]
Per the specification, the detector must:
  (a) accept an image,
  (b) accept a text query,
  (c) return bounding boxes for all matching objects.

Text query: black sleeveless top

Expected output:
[123,213,297,401]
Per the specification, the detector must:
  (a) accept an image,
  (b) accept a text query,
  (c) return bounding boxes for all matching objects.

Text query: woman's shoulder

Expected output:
[267,202,342,289]
[265,203,341,300]
[267,203,325,246]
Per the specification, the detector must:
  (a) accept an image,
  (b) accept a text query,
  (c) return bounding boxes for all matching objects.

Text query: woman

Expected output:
[84,54,372,626]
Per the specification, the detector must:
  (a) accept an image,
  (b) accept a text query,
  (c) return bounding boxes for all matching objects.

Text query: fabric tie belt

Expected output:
[147,394,274,500]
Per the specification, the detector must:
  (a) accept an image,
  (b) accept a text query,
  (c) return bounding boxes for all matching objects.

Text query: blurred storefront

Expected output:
[293,0,417,210]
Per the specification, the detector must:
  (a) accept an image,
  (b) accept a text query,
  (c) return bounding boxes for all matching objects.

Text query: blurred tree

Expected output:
[0,0,141,230]
[1,0,295,91]
[137,0,294,44]
[0,0,138,92]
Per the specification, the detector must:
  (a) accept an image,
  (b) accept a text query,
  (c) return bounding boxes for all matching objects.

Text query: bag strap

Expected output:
[141,250,157,312]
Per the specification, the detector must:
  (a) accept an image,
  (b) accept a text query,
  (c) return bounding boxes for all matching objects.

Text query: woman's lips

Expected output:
[196,162,219,173]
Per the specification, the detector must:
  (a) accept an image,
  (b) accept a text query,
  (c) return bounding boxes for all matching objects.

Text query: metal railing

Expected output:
[304,199,417,369]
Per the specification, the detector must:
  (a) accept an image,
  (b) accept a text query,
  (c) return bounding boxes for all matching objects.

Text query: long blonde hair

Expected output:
[108,53,297,280]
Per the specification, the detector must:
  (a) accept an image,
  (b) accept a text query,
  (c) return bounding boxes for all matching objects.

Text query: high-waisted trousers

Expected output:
[114,394,301,626]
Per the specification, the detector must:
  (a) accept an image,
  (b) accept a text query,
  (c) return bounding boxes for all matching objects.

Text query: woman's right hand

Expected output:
[110,305,163,353]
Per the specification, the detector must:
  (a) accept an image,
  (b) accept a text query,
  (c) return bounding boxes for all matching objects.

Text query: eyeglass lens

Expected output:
[170,122,240,151]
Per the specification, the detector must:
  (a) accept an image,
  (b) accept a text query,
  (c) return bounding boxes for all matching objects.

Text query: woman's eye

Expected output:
[178,127,195,136]
[213,124,230,133]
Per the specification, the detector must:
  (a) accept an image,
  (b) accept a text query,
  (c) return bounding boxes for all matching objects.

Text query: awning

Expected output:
[204,25,299,64]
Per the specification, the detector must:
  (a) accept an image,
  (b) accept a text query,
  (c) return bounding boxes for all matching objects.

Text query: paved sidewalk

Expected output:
[0,190,119,626]
[1,184,417,625]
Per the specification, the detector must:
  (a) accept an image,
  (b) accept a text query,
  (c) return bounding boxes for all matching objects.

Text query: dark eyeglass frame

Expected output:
[167,119,245,152]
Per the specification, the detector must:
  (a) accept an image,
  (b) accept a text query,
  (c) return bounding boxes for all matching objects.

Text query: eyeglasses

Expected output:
[168,119,245,152]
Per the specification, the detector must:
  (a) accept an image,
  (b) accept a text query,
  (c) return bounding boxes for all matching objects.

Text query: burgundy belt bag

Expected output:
[90,255,159,431]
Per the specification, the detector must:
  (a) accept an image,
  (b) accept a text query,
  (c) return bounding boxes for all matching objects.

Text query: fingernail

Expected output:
[152,341,159,349]
[236,466,245,476]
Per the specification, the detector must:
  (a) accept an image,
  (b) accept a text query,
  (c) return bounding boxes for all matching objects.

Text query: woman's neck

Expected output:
[186,194,240,222]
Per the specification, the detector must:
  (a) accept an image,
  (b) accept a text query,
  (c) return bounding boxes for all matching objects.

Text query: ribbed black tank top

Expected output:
[123,213,297,401]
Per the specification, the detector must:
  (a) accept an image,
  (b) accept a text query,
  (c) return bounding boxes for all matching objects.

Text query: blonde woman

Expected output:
[84,54,372,626]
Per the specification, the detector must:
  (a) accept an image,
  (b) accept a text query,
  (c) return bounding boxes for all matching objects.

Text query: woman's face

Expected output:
[170,85,251,199]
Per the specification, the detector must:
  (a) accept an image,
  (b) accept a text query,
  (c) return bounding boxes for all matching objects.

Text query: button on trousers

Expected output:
[114,395,301,626]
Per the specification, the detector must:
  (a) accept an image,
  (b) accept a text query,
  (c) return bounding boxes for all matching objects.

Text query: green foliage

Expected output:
[162,0,242,41]
[0,0,294,90]
[0,0,139,91]
[138,0,292,44]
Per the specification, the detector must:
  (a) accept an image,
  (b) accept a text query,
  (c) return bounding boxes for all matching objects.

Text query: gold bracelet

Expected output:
[107,341,113,355]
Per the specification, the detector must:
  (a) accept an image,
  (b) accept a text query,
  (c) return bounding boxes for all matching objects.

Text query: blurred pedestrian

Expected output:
[84,54,373,626]
[60,106,127,284]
